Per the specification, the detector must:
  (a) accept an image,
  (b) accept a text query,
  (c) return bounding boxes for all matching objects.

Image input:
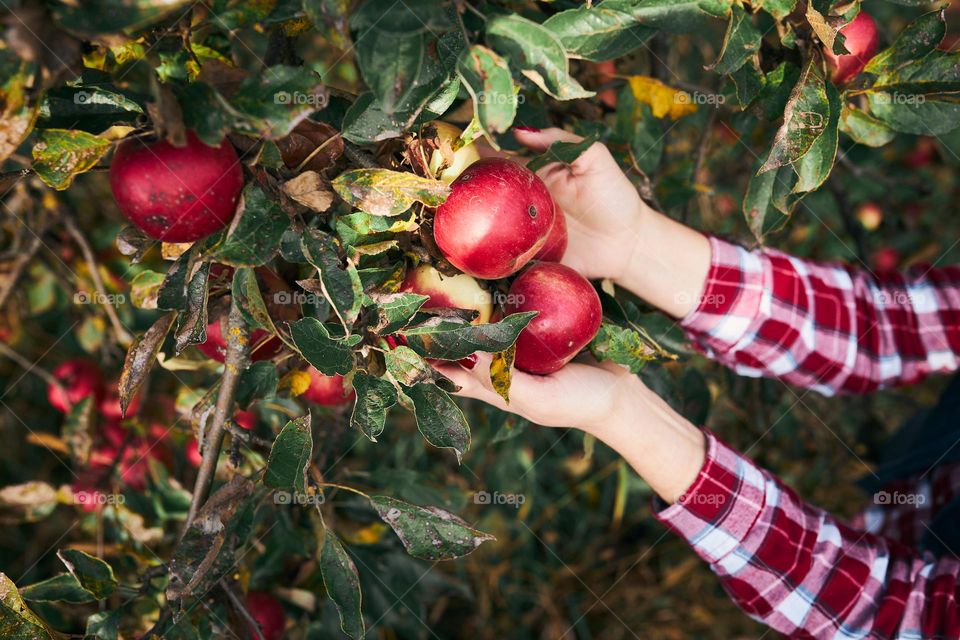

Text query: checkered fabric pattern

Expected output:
[656,433,960,639]
[680,236,960,396]
[655,236,960,637]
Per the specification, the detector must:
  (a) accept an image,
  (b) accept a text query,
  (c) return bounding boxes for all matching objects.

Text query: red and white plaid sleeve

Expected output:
[680,236,960,395]
[656,432,960,639]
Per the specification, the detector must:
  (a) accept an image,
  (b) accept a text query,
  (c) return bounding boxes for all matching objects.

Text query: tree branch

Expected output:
[183,298,250,533]
[220,579,266,640]
[63,214,134,346]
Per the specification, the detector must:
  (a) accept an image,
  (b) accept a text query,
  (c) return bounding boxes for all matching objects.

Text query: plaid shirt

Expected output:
[656,237,960,638]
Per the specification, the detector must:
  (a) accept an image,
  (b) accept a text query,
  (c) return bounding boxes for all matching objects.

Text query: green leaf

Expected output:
[756,0,796,20]
[526,133,599,172]
[457,45,518,139]
[156,249,194,312]
[370,292,429,334]
[759,61,830,174]
[384,346,434,387]
[119,312,175,418]
[264,415,313,493]
[39,86,143,133]
[589,323,670,374]
[487,14,594,101]
[231,268,275,333]
[130,270,165,309]
[542,2,656,61]
[350,372,398,441]
[319,531,364,639]
[20,574,95,604]
[229,65,327,139]
[711,4,762,76]
[57,549,117,600]
[332,168,450,216]
[728,57,765,107]
[790,79,841,196]
[370,496,494,561]
[209,184,289,267]
[404,383,470,461]
[301,230,363,329]
[31,129,110,190]
[0,573,57,639]
[839,104,895,147]
[236,361,279,408]
[84,609,121,640]
[401,312,537,360]
[50,0,193,33]
[290,317,355,375]
[864,10,945,76]
[743,153,797,243]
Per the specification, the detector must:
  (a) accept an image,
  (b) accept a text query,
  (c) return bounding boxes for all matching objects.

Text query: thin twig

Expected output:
[183,298,250,533]
[220,579,266,640]
[0,233,44,311]
[63,214,134,346]
[342,140,379,168]
[686,105,718,224]
[0,341,63,391]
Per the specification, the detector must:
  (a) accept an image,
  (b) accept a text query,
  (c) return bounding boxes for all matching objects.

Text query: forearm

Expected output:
[587,374,706,505]
[613,205,713,319]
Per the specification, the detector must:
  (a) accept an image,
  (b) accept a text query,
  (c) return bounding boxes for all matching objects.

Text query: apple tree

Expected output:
[0,0,959,638]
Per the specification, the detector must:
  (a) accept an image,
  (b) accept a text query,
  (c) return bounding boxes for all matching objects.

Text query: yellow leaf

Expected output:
[627,75,697,121]
[490,344,516,403]
[281,370,312,397]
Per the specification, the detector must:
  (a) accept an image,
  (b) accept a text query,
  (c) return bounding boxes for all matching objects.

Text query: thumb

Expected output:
[513,127,583,152]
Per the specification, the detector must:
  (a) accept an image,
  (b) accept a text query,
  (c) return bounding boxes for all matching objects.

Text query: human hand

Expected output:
[436,354,707,504]
[512,127,650,283]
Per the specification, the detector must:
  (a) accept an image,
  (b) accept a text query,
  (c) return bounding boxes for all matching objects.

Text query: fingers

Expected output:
[512,127,583,152]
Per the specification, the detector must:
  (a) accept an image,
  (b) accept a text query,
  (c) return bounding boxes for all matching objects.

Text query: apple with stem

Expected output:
[400,264,492,324]
[426,122,481,184]
[433,158,555,279]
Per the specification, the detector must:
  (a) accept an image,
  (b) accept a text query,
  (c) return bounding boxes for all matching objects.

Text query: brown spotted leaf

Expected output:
[332,168,450,216]
[370,496,494,561]
[119,312,175,417]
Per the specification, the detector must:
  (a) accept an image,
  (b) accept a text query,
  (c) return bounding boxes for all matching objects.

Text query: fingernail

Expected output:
[457,354,478,370]
[514,125,540,133]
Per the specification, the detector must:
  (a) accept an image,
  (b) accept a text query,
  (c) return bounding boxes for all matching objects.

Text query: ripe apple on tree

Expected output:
[302,368,355,406]
[110,130,244,242]
[245,591,286,640]
[426,122,481,184]
[824,11,880,85]
[47,359,103,413]
[504,262,603,375]
[433,158,556,280]
[399,264,493,324]
[855,202,883,231]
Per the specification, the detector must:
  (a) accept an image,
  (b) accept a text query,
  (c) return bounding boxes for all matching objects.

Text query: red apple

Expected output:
[400,264,493,324]
[872,247,900,271]
[533,208,568,262]
[433,158,555,279]
[245,591,286,640]
[48,359,103,413]
[235,409,256,430]
[593,60,619,109]
[427,122,482,184]
[903,138,938,169]
[302,368,355,406]
[110,130,244,242]
[824,11,879,85]
[855,202,883,231]
[504,263,602,375]
[186,440,203,468]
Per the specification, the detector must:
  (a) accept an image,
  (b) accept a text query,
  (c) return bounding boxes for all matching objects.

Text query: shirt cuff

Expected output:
[679,236,767,355]
[653,432,767,564]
